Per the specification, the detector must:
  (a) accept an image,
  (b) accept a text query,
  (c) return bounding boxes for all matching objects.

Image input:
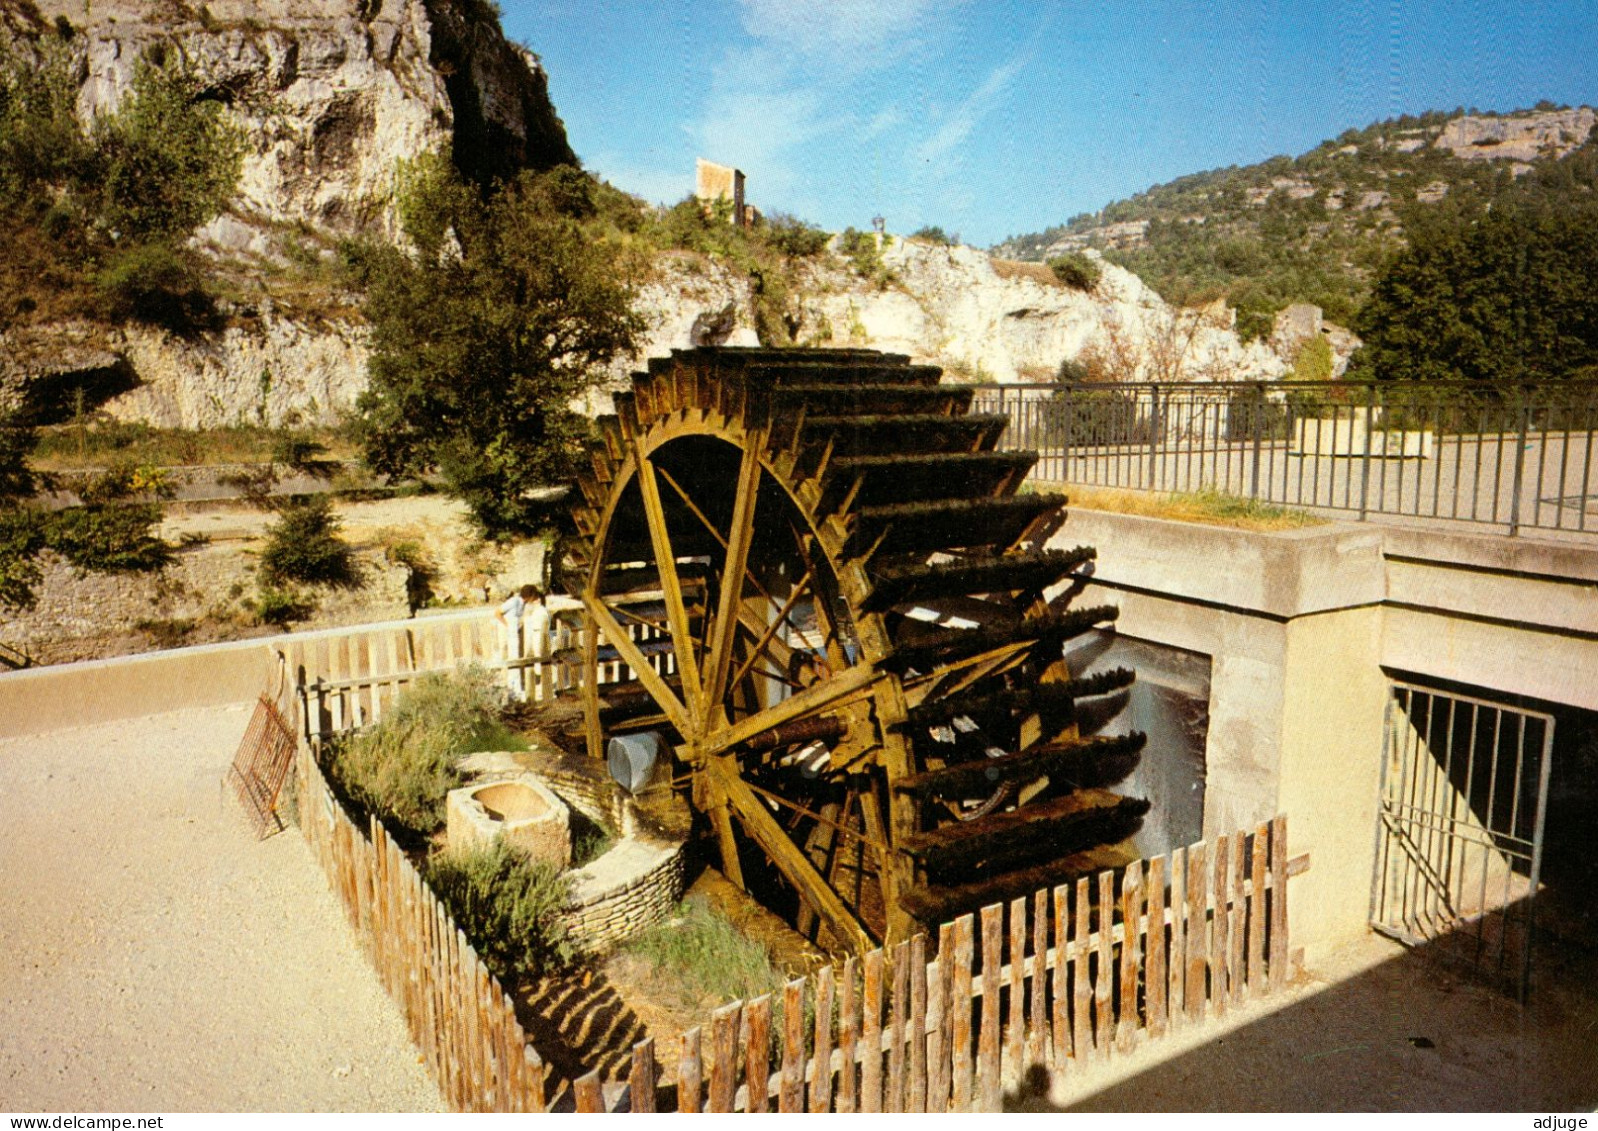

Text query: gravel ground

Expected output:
[0,706,443,1112]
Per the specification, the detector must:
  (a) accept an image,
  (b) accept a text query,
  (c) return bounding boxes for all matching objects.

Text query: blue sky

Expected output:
[501,1,1598,248]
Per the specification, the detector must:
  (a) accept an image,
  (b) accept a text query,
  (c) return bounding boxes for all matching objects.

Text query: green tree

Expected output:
[0,36,87,208]
[90,57,244,242]
[1350,203,1598,383]
[354,157,642,539]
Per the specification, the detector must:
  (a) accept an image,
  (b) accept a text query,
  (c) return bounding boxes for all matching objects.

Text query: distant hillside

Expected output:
[995,105,1598,339]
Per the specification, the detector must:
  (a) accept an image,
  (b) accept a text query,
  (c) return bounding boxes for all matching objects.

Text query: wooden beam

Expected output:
[704,444,764,706]
[700,662,880,759]
[726,568,812,696]
[709,756,876,955]
[629,442,706,725]
[583,591,691,736]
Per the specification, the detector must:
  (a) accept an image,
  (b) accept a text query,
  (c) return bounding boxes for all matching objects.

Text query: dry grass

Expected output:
[1054,484,1326,531]
[989,257,1063,287]
[32,423,357,471]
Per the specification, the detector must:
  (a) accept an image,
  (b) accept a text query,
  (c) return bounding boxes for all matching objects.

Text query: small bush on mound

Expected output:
[1047,252,1101,291]
[327,667,527,837]
[426,839,574,982]
[259,495,361,589]
[622,897,785,1011]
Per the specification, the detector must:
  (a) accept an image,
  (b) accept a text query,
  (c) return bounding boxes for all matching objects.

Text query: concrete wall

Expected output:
[0,609,492,739]
[1051,510,1598,963]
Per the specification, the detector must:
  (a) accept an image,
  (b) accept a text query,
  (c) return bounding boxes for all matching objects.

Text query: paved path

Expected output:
[0,706,442,1112]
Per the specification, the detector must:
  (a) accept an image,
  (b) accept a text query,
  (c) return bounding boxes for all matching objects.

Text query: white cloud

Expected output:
[736,0,941,68]
[914,55,1026,165]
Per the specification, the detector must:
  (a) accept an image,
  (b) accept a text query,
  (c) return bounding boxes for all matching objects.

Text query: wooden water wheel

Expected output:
[564,347,1148,953]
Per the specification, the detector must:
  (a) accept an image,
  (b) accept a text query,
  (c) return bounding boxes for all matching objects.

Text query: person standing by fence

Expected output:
[494,584,546,701]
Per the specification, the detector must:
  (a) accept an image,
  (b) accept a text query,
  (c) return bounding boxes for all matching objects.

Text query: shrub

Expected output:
[93,241,218,331]
[0,508,44,609]
[911,225,956,245]
[838,227,895,287]
[326,668,525,836]
[621,897,785,1011]
[43,501,172,572]
[762,212,829,258]
[249,583,313,627]
[259,495,360,589]
[425,839,573,982]
[90,58,244,242]
[1047,252,1101,291]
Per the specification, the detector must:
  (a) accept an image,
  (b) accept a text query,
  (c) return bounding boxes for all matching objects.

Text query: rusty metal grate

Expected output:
[1371,680,1553,1000]
[227,687,298,839]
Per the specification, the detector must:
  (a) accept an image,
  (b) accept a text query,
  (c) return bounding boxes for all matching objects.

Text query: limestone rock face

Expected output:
[14,0,571,235]
[797,239,1288,385]
[1434,107,1597,164]
[109,312,368,428]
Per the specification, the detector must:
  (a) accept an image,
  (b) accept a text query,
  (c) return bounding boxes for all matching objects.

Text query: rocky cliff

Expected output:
[2,0,1301,433]
[7,0,571,234]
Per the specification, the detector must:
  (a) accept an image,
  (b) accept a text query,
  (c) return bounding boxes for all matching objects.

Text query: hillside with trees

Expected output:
[995,105,1597,341]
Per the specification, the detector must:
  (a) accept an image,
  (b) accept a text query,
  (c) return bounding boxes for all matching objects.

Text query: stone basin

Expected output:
[446,775,570,869]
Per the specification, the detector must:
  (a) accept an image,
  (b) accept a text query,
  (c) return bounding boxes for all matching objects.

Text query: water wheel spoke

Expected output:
[630,446,706,721]
[582,592,691,736]
[704,444,764,707]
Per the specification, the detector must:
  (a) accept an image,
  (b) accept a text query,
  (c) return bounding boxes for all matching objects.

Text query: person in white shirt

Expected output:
[494,583,546,701]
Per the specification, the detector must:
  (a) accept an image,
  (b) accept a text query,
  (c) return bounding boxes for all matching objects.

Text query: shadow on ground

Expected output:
[1009,918,1598,1112]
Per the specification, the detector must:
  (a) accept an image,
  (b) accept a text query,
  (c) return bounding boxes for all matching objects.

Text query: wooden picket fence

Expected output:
[295,738,551,1111]
[576,817,1298,1112]
[285,604,669,745]
[281,611,1299,1112]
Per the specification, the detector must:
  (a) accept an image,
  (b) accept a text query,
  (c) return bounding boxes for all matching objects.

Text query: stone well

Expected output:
[445,775,571,869]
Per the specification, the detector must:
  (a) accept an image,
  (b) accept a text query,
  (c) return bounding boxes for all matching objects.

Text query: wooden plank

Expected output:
[860,949,884,1113]
[1029,888,1049,1067]
[1230,833,1248,1005]
[838,957,859,1113]
[630,446,706,714]
[574,1071,605,1113]
[713,758,872,953]
[1007,897,1027,1074]
[677,1027,703,1113]
[1071,877,1091,1060]
[1094,870,1114,1059]
[583,592,691,734]
[525,1045,547,1113]
[1269,815,1289,990]
[909,933,928,1112]
[704,443,763,705]
[1118,860,1142,1053]
[780,979,805,1112]
[745,994,772,1112]
[709,1003,741,1112]
[1145,853,1168,1038]
[927,923,950,1112]
[630,1037,656,1113]
[1249,823,1268,993]
[950,914,974,1111]
[1168,847,1187,1028]
[1186,842,1209,1018]
[887,942,908,1111]
[1211,834,1231,1017]
[978,904,1003,1110]
[810,966,835,1113]
[1051,884,1070,1065]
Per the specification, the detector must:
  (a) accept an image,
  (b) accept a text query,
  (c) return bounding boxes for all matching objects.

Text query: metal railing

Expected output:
[973,379,1598,537]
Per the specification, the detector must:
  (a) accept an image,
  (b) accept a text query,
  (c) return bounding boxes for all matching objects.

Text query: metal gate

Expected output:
[1371,680,1554,999]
